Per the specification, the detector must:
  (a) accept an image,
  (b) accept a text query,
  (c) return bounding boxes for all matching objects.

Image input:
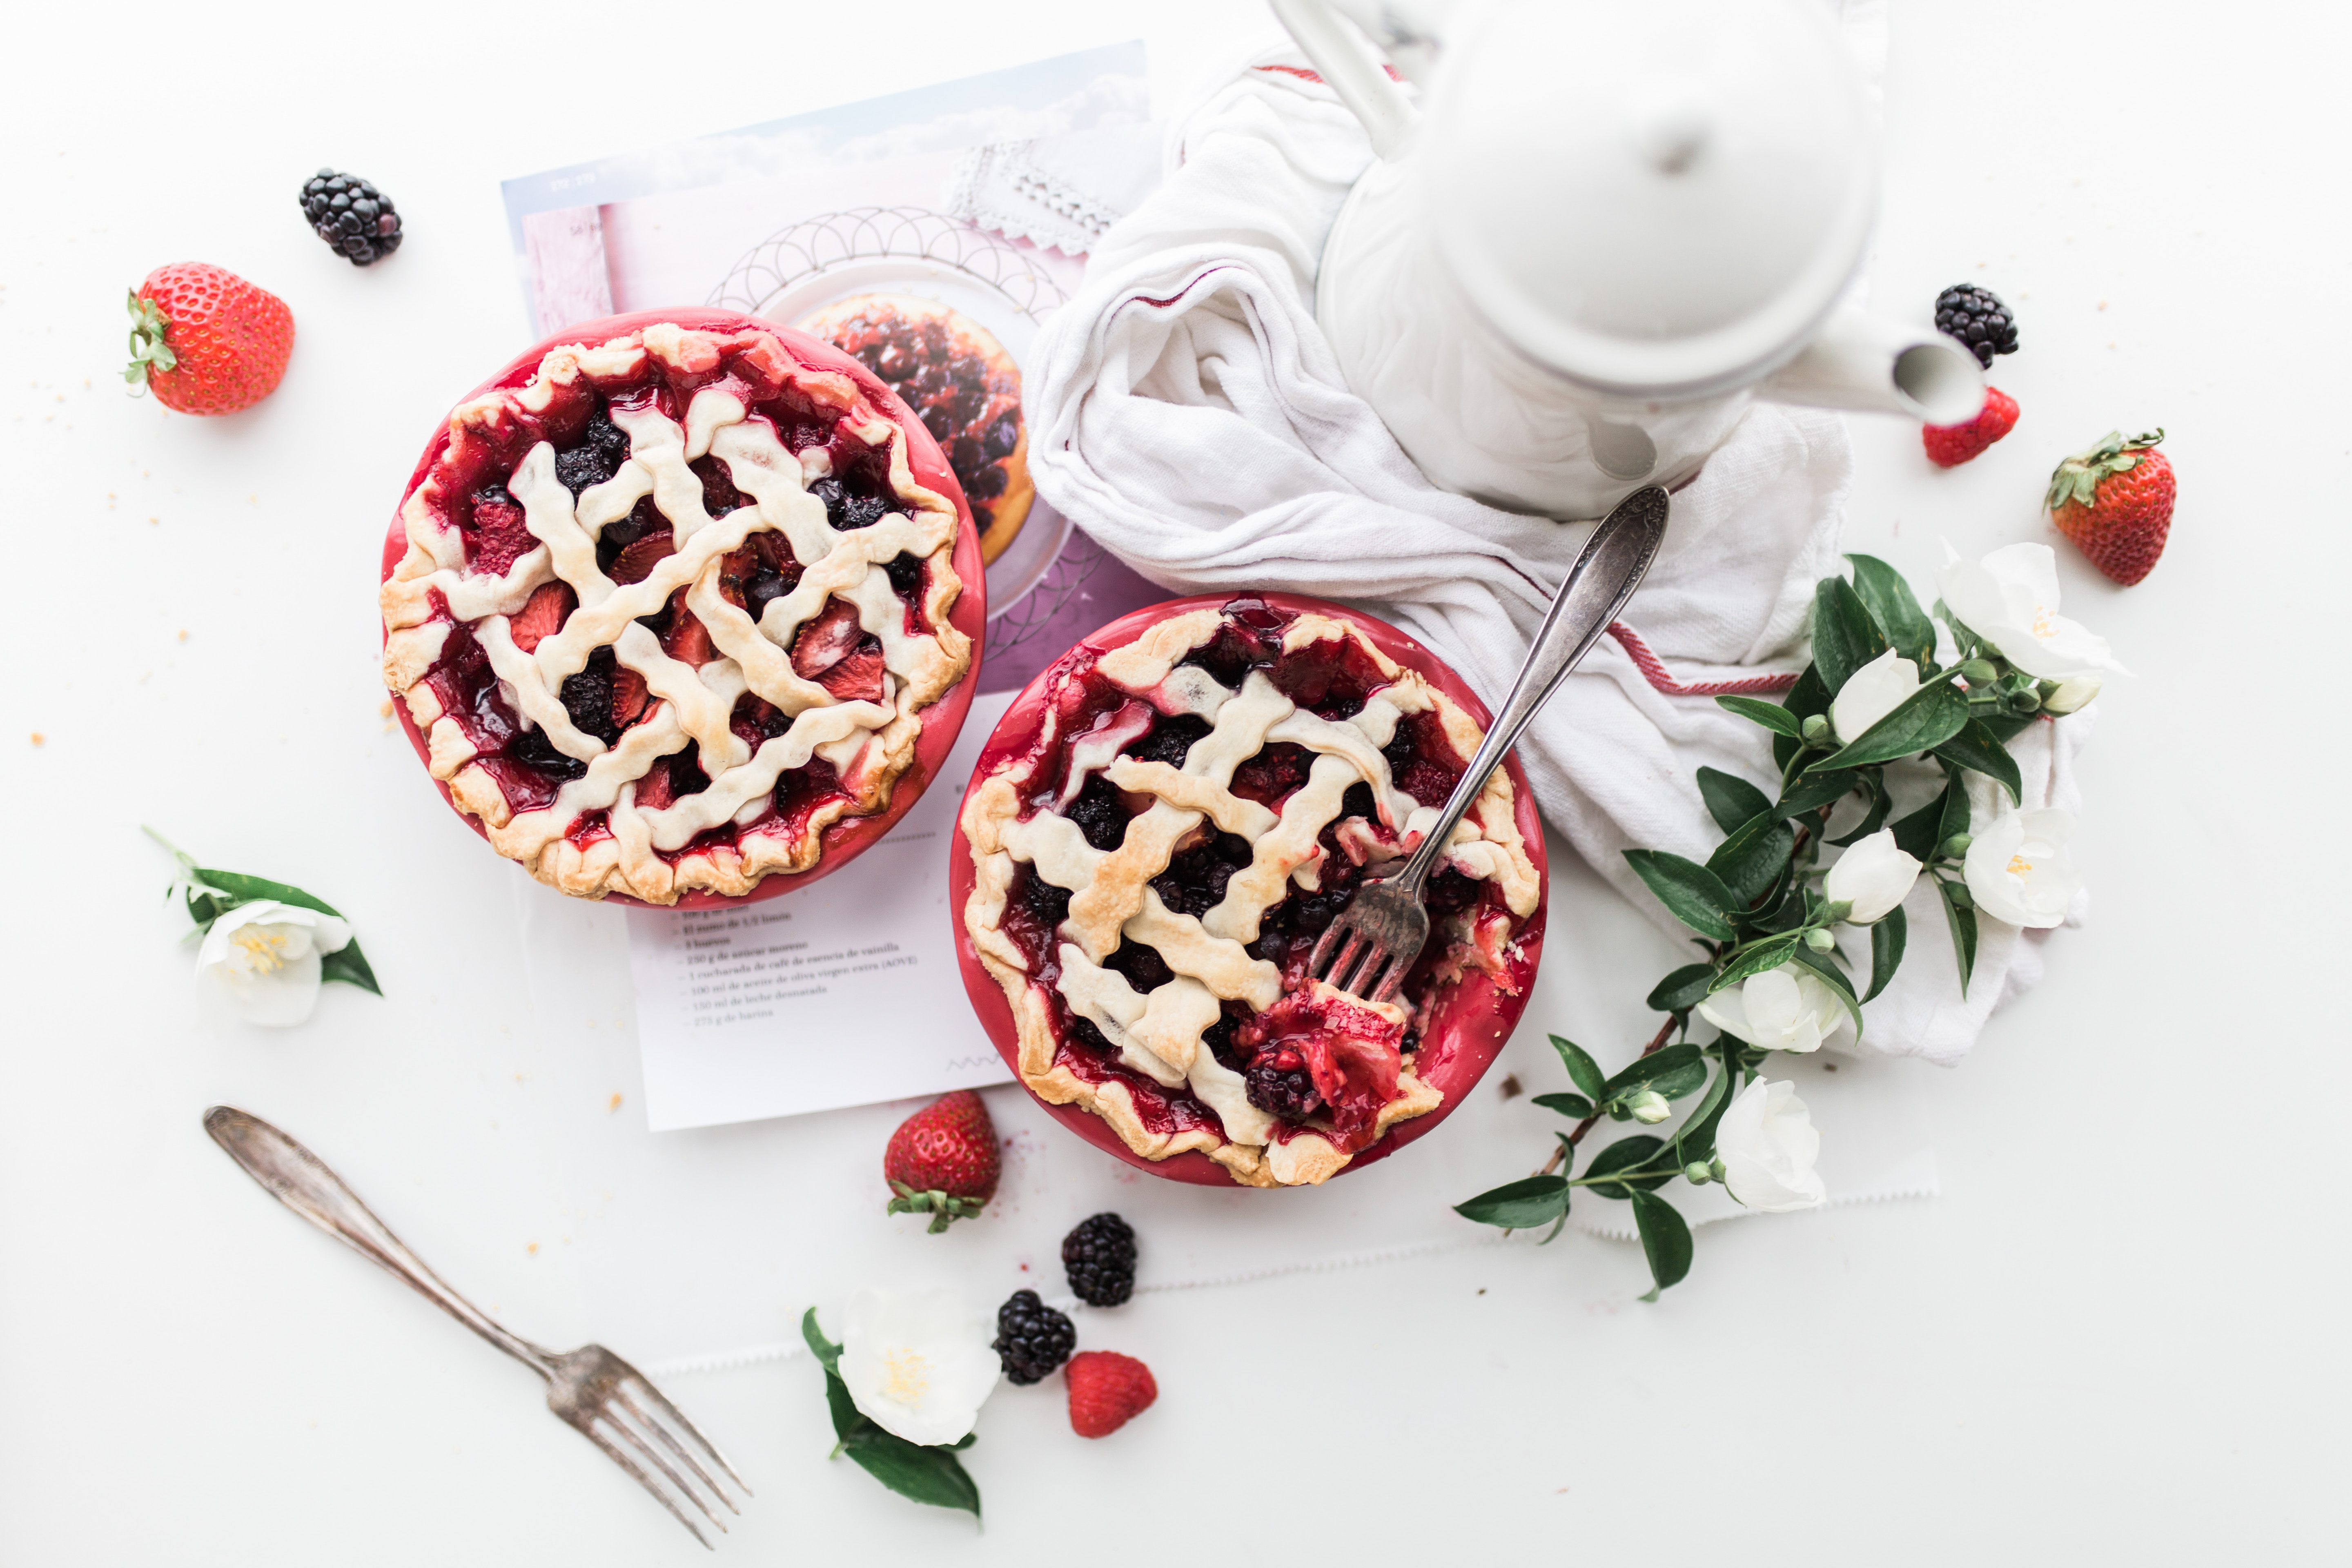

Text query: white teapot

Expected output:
[1269,0,1985,519]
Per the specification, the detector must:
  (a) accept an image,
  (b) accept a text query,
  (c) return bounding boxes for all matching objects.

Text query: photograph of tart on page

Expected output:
[501,46,1174,1131]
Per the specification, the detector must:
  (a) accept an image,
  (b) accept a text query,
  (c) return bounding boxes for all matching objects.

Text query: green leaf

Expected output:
[1890,780,1952,862]
[1846,554,1937,668]
[1666,1058,1733,1163]
[1622,850,1740,942]
[1788,942,1866,1045]
[1548,1036,1608,1101]
[1707,811,1797,908]
[838,1418,983,1518]
[1715,695,1804,738]
[1826,771,1893,848]
[1530,1092,1595,1120]
[1696,767,1774,833]
[1603,1042,1707,1102]
[1454,1174,1571,1228]
[186,866,384,996]
[1708,934,1799,992]
[1646,963,1716,1014]
[800,1307,843,1375]
[1811,577,1890,697]
[1630,1191,1695,1297]
[1938,880,1980,996]
[1862,906,1907,1004]
[1938,772,1973,847]
[1808,679,1969,773]
[1934,720,2024,805]
[1581,1135,1672,1196]
[1776,768,1860,821]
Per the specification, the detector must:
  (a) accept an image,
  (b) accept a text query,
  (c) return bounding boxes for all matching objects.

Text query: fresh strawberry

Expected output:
[123,263,294,415]
[2046,428,2174,585]
[509,582,573,652]
[819,646,888,704]
[882,1090,1000,1232]
[610,530,677,586]
[635,760,677,812]
[791,596,866,678]
[1922,386,2019,468]
[610,666,649,728]
[1065,1352,1157,1439]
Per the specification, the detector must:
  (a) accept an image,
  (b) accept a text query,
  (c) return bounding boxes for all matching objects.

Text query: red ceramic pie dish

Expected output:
[380,307,987,910]
[948,592,1549,1186]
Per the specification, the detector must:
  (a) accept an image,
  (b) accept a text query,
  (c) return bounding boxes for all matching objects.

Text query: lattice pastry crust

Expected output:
[380,323,972,903]
[962,606,1541,1187]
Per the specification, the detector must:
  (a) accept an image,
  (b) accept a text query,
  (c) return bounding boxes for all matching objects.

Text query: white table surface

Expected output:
[4,1,2345,1561]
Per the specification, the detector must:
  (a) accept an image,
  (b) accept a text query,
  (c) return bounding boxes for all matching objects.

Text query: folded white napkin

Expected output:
[1023,53,2086,1065]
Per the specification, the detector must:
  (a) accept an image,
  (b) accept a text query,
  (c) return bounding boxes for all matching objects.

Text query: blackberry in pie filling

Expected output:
[380,321,973,903]
[960,599,1543,1188]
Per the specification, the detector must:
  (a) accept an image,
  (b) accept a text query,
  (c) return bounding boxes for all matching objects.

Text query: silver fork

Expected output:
[1309,484,1672,1004]
[203,1106,750,1549]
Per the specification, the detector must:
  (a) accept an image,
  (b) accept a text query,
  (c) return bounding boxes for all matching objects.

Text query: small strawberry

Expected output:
[1065,1351,1157,1439]
[123,263,294,415]
[2046,428,2174,585]
[509,582,573,653]
[610,666,649,728]
[883,1090,1000,1232]
[1922,386,2020,468]
[818,646,887,704]
[610,530,677,586]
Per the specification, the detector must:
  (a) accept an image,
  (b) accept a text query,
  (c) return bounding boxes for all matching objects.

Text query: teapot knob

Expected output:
[1631,79,1713,176]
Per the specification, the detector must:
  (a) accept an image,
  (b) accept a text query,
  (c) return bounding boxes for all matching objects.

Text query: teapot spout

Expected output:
[1762,305,1984,425]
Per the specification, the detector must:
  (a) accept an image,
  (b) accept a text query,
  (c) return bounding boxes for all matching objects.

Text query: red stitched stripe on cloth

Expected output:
[1607,622,1800,697]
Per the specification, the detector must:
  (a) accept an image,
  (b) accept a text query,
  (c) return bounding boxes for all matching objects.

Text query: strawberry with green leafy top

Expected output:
[2046,429,2175,585]
[883,1090,1000,1232]
[123,263,294,415]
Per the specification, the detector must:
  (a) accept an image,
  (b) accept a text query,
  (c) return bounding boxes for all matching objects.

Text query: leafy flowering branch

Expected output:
[147,827,381,1026]
[1456,547,2118,1297]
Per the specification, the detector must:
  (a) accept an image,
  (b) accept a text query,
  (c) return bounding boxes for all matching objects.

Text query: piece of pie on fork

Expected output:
[379,310,983,905]
[955,594,1547,1188]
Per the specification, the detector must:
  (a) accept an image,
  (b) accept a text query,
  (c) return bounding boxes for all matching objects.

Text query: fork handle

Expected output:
[1390,486,1671,893]
[205,1106,554,1379]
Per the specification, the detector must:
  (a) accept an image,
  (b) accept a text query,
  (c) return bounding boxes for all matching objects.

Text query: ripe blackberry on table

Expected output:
[1933,283,2018,368]
[992,1289,1077,1385]
[1062,1212,1138,1307]
[300,169,403,265]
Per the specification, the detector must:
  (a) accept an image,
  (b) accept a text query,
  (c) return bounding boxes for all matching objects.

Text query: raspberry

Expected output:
[992,1290,1076,1385]
[1922,387,2022,468]
[1065,1351,1158,1439]
[1061,1213,1137,1307]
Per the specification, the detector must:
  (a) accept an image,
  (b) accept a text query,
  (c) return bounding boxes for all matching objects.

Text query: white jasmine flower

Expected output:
[2041,675,2102,715]
[1963,808,2082,929]
[1823,829,1922,924]
[1695,966,1849,1054]
[196,900,354,1028]
[838,1287,1000,1446]
[1715,1078,1826,1213]
[1936,542,2128,681]
[1831,648,1920,743]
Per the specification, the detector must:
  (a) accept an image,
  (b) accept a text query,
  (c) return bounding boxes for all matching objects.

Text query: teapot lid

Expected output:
[1421,0,1878,399]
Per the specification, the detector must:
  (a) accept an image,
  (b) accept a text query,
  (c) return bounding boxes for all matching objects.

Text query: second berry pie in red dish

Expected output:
[379,310,982,905]
[953,594,1547,1187]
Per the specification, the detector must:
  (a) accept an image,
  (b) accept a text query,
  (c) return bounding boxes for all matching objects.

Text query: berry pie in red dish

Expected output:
[379,309,983,906]
[951,595,1546,1187]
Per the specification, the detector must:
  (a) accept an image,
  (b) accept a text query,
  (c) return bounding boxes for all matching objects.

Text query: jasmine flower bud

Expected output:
[1626,1090,1671,1124]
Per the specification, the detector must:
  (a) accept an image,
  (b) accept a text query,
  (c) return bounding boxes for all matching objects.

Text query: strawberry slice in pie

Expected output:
[960,598,1543,1186]
[379,318,974,903]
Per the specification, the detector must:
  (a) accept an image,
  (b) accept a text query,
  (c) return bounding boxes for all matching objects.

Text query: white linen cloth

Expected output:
[1024,53,2087,1066]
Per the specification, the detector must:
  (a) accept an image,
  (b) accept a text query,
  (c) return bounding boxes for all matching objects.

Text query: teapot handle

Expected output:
[1267,0,1421,160]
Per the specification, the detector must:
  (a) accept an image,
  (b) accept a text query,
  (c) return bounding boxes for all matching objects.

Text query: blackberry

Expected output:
[1131,715,1210,769]
[558,648,620,745]
[508,726,586,781]
[745,569,791,621]
[992,1290,1077,1385]
[1932,283,2019,368]
[882,551,924,601]
[557,409,632,498]
[1065,775,1131,852]
[1245,1060,1322,1121]
[1018,867,1072,926]
[299,169,403,266]
[1062,1212,1138,1307]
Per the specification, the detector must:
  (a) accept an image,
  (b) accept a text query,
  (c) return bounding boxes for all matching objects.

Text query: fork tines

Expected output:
[1305,878,1429,1007]
[553,1348,749,1550]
